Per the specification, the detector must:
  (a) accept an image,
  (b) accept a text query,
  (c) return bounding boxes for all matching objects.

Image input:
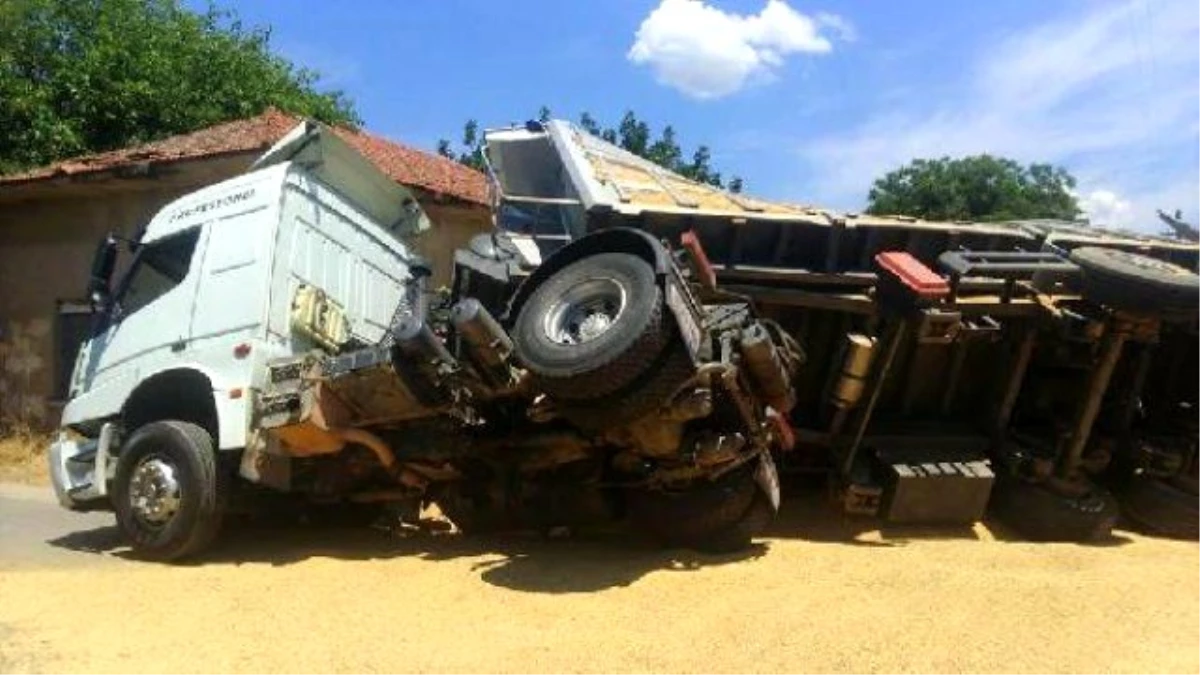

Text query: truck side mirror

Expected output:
[88,234,119,308]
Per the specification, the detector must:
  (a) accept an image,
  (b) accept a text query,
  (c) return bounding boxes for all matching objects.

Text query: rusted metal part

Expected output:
[662,387,714,422]
[241,439,291,490]
[267,381,354,457]
[619,417,688,458]
[680,230,717,291]
[259,368,430,488]
[1054,312,1162,481]
[1057,320,1137,478]
[329,428,427,488]
[738,323,796,413]
[693,432,746,467]
[992,328,1038,442]
[404,462,462,482]
[766,407,795,451]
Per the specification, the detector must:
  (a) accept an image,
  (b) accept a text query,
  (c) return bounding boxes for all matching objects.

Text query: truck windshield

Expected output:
[496,199,586,241]
[116,228,200,315]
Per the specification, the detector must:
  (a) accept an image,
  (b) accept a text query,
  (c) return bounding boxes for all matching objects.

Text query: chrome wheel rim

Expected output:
[129,455,182,527]
[543,277,627,345]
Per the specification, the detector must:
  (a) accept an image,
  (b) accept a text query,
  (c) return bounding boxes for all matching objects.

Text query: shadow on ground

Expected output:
[47,518,770,593]
[770,484,1135,548]
[46,480,1137,593]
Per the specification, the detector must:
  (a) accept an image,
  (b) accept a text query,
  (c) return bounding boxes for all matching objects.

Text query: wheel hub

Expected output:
[129,456,182,526]
[543,277,627,345]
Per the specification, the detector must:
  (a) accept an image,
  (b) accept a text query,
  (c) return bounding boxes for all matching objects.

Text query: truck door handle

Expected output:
[170,339,187,352]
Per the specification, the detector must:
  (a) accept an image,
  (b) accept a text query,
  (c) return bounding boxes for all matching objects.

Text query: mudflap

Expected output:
[753,452,781,512]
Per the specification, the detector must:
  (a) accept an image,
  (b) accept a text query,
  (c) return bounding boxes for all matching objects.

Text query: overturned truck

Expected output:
[49,121,792,560]
[483,119,1200,541]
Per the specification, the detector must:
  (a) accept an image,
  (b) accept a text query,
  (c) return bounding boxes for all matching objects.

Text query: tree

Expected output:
[645,125,682,170]
[439,107,745,191]
[0,0,358,174]
[866,155,1082,222]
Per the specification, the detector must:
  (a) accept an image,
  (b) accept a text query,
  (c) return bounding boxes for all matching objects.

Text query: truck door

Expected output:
[82,227,205,390]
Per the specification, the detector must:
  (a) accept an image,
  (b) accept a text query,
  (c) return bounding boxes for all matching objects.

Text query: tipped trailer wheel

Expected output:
[989,476,1118,542]
[630,463,778,554]
[112,421,228,561]
[1069,247,1200,313]
[513,252,675,402]
[1119,474,1199,539]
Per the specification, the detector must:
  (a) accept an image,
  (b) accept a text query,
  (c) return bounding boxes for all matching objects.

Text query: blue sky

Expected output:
[200,0,1198,233]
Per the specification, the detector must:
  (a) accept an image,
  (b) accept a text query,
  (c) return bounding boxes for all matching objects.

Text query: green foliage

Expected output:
[0,0,358,174]
[439,107,745,191]
[866,155,1081,222]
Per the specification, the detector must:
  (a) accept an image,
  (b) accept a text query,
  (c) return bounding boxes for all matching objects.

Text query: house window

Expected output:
[54,301,95,402]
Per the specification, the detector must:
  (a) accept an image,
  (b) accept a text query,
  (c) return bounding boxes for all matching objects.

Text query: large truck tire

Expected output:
[630,464,777,554]
[1069,247,1199,313]
[513,252,673,402]
[1119,474,1199,539]
[112,421,228,561]
[989,476,1118,542]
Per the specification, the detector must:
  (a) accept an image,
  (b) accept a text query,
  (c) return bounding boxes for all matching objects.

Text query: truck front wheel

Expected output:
[112,421,228,561]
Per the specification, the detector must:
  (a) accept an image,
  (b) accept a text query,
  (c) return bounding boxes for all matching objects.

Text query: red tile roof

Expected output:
[0,108,489,206]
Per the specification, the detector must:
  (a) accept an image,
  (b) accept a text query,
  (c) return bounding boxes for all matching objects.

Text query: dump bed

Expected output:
[484,120,1199,282]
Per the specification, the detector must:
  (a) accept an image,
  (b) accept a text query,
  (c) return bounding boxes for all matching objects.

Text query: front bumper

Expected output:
[48,424,115,511]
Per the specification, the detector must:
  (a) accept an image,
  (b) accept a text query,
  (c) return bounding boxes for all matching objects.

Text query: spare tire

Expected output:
[1069,247,1199,312]
[513,252,673,401]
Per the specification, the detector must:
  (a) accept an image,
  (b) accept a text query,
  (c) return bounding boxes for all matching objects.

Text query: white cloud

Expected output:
[816,12,857,43]
[797,0,1200,232]
[1077,189,1133,227]
[627,0,847,99]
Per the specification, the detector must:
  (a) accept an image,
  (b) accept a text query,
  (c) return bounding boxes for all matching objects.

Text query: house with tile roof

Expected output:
[0,109,491,424]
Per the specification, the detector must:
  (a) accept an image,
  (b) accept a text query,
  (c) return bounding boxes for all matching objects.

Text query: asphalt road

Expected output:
[1,482,1197,673]
[0,484,121,569]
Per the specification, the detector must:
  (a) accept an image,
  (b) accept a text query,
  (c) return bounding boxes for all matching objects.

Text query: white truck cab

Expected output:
[50,121,429,512]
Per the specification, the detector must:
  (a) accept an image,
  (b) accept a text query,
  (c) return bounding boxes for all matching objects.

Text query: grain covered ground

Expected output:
[1,481,1197,674]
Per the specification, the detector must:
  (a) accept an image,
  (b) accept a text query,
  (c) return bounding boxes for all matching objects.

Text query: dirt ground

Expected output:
[1,482,1197,674]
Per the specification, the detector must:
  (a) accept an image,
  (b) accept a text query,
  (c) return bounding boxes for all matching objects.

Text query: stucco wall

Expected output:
[413,203,494,288]
[0,185,187,425]
[0,167,490,428]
